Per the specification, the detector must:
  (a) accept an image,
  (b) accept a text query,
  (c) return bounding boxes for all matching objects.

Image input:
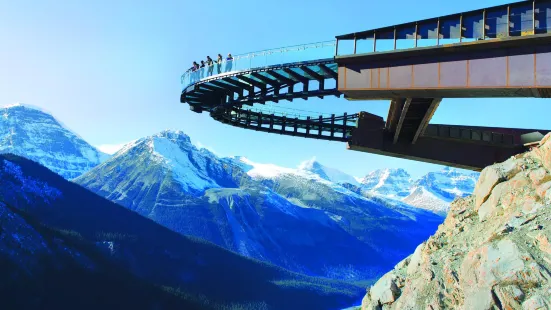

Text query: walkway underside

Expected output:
[349,110,549,171]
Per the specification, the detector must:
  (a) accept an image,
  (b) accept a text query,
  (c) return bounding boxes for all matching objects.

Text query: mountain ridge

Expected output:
[0,153,363,310]
[76,129,443,281]
[0,103,108,179]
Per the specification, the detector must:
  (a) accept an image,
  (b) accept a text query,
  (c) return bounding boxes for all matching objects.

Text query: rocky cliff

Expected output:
[361,133,551,310]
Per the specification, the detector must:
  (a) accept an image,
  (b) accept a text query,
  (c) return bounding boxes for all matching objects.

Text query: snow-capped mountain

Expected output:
[359,168,412,198]
[0,103,108,179]
[297,158,361,186]
[76,130,443,281]
[0,154,362,310]
[403,167,479,215]
[355,167,478,215]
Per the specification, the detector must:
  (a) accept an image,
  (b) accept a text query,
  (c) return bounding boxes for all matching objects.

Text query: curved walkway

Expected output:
[180,50,355,141]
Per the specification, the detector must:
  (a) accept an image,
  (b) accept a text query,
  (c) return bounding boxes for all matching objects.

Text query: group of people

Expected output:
[188,53,234,83]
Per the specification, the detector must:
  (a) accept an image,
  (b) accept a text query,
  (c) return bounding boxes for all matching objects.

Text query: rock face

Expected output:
[361,133,551,310]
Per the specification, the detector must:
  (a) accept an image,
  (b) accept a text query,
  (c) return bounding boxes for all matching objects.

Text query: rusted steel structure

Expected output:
[181,0,551,171]
[337,35,551,99]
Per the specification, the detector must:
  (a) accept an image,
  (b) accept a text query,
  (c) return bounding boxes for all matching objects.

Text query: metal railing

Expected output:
[335,0,551,56]
[181,40,336,90]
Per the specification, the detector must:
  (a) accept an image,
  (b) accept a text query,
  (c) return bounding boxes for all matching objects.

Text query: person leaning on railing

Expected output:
[217,54,223,74]
[190,61,199,82]
[206,56,214,77]
[200,60,206,79]
[225,53,233,72]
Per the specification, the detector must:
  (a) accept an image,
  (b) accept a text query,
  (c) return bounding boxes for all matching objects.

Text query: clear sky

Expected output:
[1,0,550,179]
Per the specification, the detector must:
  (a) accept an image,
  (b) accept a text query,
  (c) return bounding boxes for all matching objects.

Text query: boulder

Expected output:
[474,166,504,209]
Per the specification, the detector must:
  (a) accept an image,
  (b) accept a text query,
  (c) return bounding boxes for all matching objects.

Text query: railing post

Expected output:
[318,115,323,138]
[533,0,536,34]
[415,23,418,47]
[282,116,286,134]
[437,18,440,45]
[482,10,486,39]
[353,36,357,54]
[335,39,339,57]
[306,116,311,135]
[258,112,263,130]
[330,114,335,138]
[294,117,298,136]
[459,14,463,42]
[507,5,511,37]
[393,27,397,50]
[343,113,348,138]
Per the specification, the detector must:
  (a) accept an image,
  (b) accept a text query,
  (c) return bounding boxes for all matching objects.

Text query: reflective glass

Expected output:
[182,41,336,90]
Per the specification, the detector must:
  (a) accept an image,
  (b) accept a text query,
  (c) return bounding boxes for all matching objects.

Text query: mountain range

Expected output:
[0,153,362,310]
[359,168,479,215]
[0,103,481,308]
[74,130,443,281]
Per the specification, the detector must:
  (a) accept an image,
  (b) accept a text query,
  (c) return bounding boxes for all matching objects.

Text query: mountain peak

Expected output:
[0,103,108,179]
[297,157,359,185]
[359,168,412,199]
[153,129,192,144]
[297,157,322,171]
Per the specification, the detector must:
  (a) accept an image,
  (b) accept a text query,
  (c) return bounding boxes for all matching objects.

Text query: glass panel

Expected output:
[486,8,509,38]
[356,33,375,54]
[439,16,461,45]
[182,41,336,89]
[417,20,438,47]
[463,12,484,42]
[510,3,534,36]
[337,39,354,56]
[396,25,416,50]
[375,29,395,52]
[536,0,551,34]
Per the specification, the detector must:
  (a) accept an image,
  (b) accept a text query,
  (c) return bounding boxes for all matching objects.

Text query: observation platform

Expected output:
[181,0,551,171]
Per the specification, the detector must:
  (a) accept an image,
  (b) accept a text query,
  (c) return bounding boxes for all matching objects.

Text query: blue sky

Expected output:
[1,0,550,179]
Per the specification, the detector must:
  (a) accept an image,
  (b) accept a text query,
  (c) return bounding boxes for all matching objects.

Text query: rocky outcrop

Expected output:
[361,133,551,310]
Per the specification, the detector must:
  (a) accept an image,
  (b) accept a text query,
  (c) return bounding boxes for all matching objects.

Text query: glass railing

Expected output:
[336,0,551,57]
[181,40,336,90]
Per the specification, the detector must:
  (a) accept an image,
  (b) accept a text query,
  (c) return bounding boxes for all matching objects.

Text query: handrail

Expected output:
[181,40,336,89]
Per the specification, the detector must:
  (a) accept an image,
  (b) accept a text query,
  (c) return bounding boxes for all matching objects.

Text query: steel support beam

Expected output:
[412,98,441,144]
[393,98,411,144]
[348,112,549,171]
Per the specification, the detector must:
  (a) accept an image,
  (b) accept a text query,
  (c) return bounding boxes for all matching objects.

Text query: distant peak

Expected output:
[297,157,321,171]
[364,168,410,179]
[153,129,191,144]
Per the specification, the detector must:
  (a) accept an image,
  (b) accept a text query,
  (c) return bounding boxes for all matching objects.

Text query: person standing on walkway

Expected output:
[200,60,206,79]
[225,53,234,72]
[206,56,214,77]
[216,54,223,74]
[191,61,199,82]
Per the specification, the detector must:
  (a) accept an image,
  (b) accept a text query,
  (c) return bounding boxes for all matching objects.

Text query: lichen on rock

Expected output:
[361,133,551,310]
